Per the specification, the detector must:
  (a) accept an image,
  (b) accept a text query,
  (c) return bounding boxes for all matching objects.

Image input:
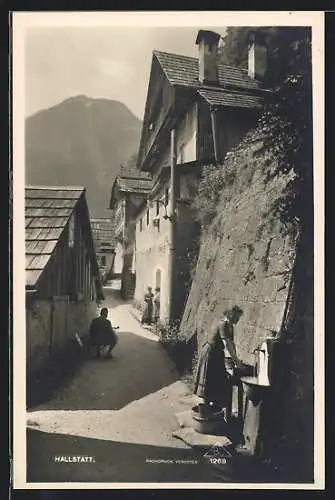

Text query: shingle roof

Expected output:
[197,88,264,109]
[119,166,152,180]
[110,169,153,208]
[25,186,84,199]
[153,50,261,91]
[91,217,117,249]
[25,186,85,288]
[117,176,153,193]
[117,167,153,192]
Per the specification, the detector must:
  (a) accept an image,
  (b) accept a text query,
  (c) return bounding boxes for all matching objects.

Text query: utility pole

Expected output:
[168,128,177,322]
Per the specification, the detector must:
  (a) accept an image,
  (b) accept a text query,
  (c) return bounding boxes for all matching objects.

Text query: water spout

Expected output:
[257,341,270,386]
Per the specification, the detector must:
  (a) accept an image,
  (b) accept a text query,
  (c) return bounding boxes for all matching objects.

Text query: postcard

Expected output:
[12,10,324,490]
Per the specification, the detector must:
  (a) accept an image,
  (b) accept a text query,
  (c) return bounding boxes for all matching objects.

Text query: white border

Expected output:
[12,10,325,490]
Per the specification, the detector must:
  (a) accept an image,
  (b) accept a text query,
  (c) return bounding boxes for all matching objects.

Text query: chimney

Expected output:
[248,31,268,80]
[195,30,221,85]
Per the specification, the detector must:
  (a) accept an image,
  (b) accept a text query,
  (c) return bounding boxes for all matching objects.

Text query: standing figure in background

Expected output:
[141,286,154,325]
[193,305,243,414]
[153,287,160,324]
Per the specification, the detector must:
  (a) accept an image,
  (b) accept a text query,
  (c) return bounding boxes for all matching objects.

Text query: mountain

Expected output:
[25,95,142,217]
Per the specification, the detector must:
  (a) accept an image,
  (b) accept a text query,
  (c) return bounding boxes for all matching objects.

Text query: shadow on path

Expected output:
[27,344,88,410]
[27,428,286,484]
[29,331,179,411]
[27,428,220,483]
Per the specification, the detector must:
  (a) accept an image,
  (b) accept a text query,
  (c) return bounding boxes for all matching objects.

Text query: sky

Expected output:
[24,25,227,121]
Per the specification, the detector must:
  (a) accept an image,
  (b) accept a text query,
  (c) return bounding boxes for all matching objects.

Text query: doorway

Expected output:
[155,269,161,290]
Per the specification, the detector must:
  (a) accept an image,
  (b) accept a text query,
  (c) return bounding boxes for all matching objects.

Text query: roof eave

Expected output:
[137,52,162,171]
[173,81,273,96]
[109,180,119,209]
[26,185,85,191]
[199,96,264,111]
[119,189,152,195]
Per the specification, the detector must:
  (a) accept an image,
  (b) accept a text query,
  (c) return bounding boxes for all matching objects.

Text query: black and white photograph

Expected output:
[12,11,324,489]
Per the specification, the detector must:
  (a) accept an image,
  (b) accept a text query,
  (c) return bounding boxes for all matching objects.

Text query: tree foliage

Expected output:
[257,27,313,233]
[196,27,312,235]
[218,27,251,68]
[219,26,311,85]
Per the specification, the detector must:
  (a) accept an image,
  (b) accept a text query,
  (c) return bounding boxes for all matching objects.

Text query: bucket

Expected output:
[192,404,227,434]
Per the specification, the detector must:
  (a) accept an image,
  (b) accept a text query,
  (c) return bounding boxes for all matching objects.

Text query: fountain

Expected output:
[238,337,277,455]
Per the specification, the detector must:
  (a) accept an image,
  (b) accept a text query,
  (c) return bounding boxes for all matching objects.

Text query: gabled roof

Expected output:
[91,217,117,250]
[119,166,152,181]
[25,186,100,290]
[110,169,153,207]
[153,50,262,92]
[197,88,264,109]
[138,50,269,170]
[117,176,153,193]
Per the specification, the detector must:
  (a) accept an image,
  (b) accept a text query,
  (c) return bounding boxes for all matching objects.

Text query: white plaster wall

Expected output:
[134,103,197,318]
[134,182,171,321]
[113,242,124,274]
[158,104,197,169]
[176,103,197,165]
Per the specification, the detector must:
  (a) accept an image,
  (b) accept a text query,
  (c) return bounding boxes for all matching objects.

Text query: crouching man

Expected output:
[89,307,118,359]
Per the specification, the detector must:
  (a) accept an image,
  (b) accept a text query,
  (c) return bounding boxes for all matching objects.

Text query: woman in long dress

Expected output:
[141,286,154,325]
[193,305,243,412]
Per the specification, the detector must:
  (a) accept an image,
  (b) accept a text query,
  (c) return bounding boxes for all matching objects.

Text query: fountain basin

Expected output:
[240,376,271,405]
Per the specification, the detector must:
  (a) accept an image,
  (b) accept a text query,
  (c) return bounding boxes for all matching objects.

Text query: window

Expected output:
[146,209,150,226]
[101,256,106,266]
[156,201,160,216]
[139,218,143,232]
[68,214,75,248]
[164,188,169,207]
[179,143,185,164]
[148,90,163,134]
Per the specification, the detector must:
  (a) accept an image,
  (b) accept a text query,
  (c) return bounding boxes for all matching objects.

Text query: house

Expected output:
[177,30,314,475]
[91,217,116,284]
[25,186,103,375]
[109,168,153,300]
[133,29,270,323]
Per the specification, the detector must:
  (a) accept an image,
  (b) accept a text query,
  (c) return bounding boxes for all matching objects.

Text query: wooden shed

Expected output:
[25,186,103,375]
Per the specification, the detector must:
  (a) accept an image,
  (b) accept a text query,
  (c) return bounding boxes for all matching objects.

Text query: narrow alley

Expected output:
[26,282,230,483]
[28,283,178,412]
